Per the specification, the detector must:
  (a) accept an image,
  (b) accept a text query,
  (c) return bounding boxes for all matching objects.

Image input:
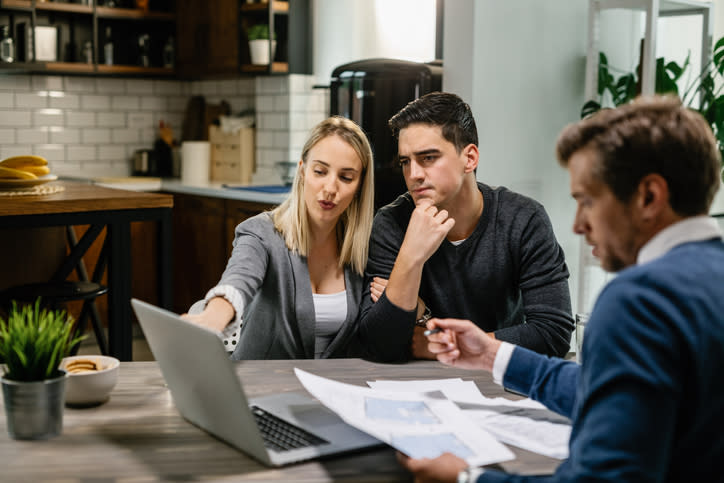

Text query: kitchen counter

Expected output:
[64,176,290,205]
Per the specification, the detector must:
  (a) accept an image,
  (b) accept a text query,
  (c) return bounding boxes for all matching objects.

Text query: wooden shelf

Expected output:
[240,61,288,74]
[96,6,175,21]
[96,64,174,76]
[240,1,288,14]
[45,61,95,73]
[0,0,31,10]
[36,2,93,14]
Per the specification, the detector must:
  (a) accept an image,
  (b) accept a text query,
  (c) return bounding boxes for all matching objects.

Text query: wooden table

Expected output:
[0,181,173,360]
[0,359,560,482]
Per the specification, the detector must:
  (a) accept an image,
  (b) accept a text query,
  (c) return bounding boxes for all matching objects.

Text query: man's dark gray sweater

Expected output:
[358,183,574,362]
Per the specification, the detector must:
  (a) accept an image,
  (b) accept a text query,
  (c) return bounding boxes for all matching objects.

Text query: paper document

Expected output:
[294,369,515,467]
[368,378,571,460]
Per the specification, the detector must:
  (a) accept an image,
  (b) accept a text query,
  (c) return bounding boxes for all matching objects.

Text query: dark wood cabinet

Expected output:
[0,0,176,76]
[170,192,275,313]
[176,0,310,78]
[239,0,311,75]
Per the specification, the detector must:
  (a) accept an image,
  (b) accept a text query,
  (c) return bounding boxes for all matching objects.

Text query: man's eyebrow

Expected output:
[412,148,441,157]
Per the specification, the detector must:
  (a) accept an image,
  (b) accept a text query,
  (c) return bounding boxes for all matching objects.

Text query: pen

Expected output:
[423,327,442,336]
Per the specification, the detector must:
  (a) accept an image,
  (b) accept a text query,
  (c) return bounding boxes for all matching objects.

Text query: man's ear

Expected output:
[637,173,669,219]
[462,144,479,174]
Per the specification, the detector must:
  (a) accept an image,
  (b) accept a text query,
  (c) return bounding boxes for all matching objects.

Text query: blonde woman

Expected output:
[184,116,375,359]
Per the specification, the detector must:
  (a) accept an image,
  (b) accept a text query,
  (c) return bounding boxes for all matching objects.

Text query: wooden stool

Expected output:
[0,281,109,355]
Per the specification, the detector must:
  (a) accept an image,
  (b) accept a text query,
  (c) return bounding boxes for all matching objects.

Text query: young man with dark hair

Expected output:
[358,91,574,362]
[400,96,724,482]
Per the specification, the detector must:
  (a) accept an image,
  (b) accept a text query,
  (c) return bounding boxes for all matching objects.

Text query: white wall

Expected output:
[312,0,437,86]
[443,1,588,314]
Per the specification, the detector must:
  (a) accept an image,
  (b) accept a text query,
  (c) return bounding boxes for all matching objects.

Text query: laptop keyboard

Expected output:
[251,406,329,452]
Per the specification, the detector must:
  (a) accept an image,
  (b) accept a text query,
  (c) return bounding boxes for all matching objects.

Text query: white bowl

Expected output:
[60,355,120,407]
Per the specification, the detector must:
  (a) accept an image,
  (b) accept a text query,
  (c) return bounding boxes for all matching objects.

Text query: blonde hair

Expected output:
[272,116,375,275]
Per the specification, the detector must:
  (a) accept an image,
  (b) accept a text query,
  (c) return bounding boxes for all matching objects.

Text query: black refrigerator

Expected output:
[330,58,443,211]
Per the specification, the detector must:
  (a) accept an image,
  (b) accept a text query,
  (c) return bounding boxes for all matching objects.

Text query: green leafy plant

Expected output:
[582,36,724,166]
[0,300,84,382]
[246,24,276,41]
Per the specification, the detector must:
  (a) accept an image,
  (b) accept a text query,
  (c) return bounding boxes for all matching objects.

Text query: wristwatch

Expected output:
[457,466,485,483]
[415,305,432,327]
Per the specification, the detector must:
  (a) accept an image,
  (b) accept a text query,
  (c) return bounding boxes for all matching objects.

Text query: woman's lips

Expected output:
[318,200,336,210]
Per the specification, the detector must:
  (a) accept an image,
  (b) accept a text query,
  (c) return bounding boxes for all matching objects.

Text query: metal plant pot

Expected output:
[1,371,67,440]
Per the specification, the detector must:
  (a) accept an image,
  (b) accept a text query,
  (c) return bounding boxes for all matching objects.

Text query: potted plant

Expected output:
[582,36,724,173]
[246,23,277,65]
[0,300,83,440]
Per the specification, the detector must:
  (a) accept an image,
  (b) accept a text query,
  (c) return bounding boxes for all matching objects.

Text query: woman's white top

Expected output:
[313,290,347,358]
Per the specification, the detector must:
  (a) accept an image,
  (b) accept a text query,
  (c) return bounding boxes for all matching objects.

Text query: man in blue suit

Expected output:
[400,96,724,482]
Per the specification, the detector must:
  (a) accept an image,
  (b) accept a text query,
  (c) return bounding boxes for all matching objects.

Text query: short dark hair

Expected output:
[388,91,478,153]
[556,96,722,216]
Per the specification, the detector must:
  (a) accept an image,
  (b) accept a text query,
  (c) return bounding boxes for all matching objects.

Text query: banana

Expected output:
[0,155,48,168]
[16,165,51,177]
[0,165,38,180]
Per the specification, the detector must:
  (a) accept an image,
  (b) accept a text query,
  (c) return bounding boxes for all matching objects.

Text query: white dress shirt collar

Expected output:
[637,216,723,265]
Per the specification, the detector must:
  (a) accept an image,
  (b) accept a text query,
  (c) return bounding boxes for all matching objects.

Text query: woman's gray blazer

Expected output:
[219,213,363,359]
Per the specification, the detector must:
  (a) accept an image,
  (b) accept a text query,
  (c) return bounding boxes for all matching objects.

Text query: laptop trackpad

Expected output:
[288,404,341,428]
[249,392,344,430]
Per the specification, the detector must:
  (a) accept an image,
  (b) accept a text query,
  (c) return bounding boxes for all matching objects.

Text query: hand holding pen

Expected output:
[422,318,502,372]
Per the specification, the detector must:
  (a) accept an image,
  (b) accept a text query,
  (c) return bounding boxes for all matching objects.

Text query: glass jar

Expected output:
[0,26,14,63]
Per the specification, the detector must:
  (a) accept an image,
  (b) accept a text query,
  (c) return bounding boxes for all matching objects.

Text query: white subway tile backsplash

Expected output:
[167,96,188,112]
[256,76,287,95]
[126,79,155,94]
[259,113,287,131]
[111,128,141,144]
[81,95,112,110]
[15,92,48,109]
[0,109,33,127]
[1,145,33,158]
[33,109,64,127]
[128,111,154,127]
[64,77,96,93]
[17,127,49,145]
[0,92,13,108]
[96,78,126,94]
[237,78,255,94]
[52,161,82,176]
[289,75,313,94]
[67,145,97,161]
[0,110,31,127]
[274,95,290,112]
[218,79,238,95]
[83,161,129,177]
[140,96,166,111]
[0,76,31,92]
[32,76,64,91]
[112,95,141,110]
[67,111,96,127]
[0,73,323,181]
[97,112,126,127]
[256,131,274,148]
[49,93,80,109]
[0,128,14,144]
[82,128,112,144]
[272,131,290,148]
[50,127,81,144]
[98,145,126,161]
[197,80,219,95]
[33,144,65,162]
[154,80,183,96]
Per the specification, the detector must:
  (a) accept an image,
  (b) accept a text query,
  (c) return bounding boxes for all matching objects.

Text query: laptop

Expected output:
[131,298,382,466]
